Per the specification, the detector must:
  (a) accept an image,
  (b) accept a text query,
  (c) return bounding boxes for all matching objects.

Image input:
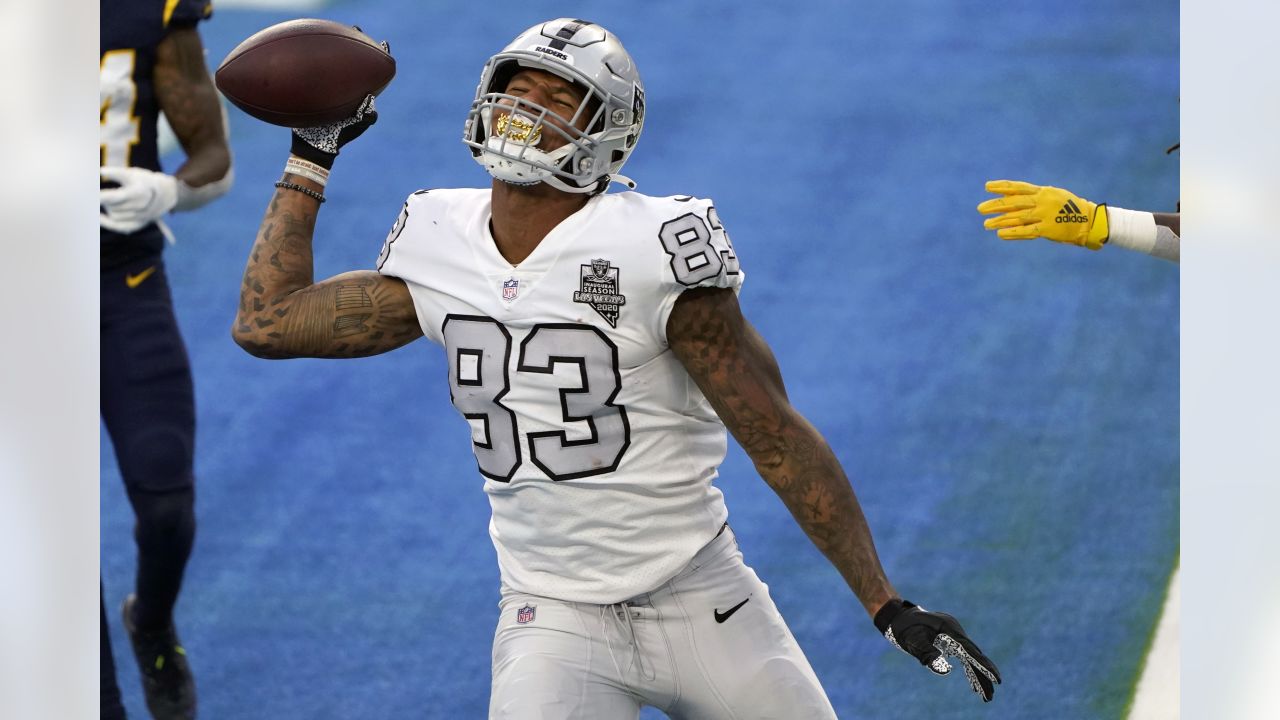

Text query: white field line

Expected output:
[1128,565,1180,720]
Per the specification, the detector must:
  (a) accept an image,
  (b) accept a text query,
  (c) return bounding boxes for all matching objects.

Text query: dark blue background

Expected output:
[102,1,1179,717]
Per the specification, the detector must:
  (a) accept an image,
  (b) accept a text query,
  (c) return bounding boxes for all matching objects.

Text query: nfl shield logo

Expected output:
[516,604,536,624]
[502,278,520,301]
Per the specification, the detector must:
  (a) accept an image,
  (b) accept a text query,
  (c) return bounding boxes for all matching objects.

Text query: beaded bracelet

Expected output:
[274,180,326,203]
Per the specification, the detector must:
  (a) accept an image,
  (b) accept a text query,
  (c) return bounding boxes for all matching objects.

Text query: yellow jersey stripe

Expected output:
[162,0,181,27]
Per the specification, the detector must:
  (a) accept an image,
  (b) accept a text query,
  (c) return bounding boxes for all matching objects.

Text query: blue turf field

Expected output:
[102,1,1179,717]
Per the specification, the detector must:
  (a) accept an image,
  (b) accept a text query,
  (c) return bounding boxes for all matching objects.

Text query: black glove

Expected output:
[291,94,379,170]
[874,598,1002,702]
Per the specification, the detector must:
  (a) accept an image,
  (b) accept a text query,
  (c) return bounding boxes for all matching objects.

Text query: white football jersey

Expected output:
[377,188,745,604]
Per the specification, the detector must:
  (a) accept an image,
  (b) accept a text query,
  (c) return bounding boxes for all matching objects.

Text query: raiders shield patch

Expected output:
[573,258,626,327]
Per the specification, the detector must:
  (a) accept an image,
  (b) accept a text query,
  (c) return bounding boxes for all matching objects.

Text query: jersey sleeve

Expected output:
[375,190,445,344]
[165,0,213,28]
[652,196,745,345]
[375,195,412,276]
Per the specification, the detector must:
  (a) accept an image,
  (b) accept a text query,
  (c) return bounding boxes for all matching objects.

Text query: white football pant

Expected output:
[489,526,837,719]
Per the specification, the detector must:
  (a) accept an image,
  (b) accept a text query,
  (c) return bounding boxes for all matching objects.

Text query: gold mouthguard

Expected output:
[494,113,542,145]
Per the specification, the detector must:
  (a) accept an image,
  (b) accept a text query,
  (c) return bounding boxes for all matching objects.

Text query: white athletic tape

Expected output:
[1107,207,1158,255]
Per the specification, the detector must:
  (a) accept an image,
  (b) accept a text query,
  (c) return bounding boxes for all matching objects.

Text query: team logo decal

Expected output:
[516,604,536,624]
[631,84,645,126]
[573,258,626,327]
[502,277,520,302]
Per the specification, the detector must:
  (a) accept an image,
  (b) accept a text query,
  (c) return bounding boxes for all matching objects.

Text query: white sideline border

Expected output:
[1128,565,1180,719]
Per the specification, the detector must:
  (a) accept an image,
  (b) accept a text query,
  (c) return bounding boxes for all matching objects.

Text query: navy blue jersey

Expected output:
[100,0,213,268]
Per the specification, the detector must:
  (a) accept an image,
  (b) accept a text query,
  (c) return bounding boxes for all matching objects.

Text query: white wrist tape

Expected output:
[174,166,234,211]
[1152,225,1180,263]
[285,156,330,187]
[1105,207,1157,254]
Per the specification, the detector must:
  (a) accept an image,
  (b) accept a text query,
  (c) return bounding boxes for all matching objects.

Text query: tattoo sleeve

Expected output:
[233,182,423,359]
[154,26,230,187]
[667,287,897,616]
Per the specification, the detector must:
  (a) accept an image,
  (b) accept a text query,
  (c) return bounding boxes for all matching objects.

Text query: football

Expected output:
[215,19,395,127]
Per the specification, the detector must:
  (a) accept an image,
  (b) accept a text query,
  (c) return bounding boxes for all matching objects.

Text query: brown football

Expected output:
[215,19,395,127]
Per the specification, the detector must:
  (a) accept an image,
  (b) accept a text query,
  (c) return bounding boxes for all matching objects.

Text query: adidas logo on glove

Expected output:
[1056,200,1088,224]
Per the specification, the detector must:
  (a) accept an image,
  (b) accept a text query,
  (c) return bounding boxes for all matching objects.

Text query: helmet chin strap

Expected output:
[541,172,635,194]
[501,171,636,194]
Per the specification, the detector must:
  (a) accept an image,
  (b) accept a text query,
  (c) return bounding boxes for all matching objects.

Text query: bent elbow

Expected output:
[231,322,278,359]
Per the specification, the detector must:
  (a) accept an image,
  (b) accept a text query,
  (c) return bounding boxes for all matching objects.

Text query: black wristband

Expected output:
[873,598,911,634]
[274,180,325,204]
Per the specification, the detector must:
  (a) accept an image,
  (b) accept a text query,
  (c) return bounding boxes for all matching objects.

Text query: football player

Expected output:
[234,19,999,718]
[978,180,1180,263]
[100,0,232,717]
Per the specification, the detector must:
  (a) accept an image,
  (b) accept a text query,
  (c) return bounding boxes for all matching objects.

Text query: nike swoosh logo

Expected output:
[125,265,156,289]
[714,597,750,624]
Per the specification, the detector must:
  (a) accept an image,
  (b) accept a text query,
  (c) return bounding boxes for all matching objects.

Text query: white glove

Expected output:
[100,166,179,234]
[100,165,234,234]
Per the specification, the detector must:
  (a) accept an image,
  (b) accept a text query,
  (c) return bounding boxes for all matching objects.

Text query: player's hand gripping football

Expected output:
[977,179,1109,250]
[874,599,1002,702]
[290,92,379,170]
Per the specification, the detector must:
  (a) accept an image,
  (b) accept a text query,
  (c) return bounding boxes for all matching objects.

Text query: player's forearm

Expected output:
[171,134,233,213]
[170,88,230,191]
[668,288,898,616]
[234,182,322,357]
[1153,212,1179,236]
[174,140,232,189]
[1105,207,1180,263]
[754,417,898,617]
[156,26,231,188]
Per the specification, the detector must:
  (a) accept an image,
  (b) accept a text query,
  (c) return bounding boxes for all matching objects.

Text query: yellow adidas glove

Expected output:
[977,180,1109,250]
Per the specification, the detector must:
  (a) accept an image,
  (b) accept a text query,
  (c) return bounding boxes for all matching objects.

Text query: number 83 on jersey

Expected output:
[443,316,631,483]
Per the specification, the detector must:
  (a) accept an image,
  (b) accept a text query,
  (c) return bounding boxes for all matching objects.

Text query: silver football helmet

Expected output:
[463,19,645,194]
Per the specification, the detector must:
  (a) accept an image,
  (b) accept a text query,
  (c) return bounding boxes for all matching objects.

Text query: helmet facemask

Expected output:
[472,72,610,192]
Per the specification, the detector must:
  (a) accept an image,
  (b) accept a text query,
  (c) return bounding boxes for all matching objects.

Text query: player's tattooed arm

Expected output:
[233,184,423,359]
[154,25,230,187]
[668,287,897,617]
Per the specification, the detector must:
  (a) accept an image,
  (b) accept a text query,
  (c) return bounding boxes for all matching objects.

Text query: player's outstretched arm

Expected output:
[668,287,897,614]
[667,287,1001,702]
[232,98,422,359]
